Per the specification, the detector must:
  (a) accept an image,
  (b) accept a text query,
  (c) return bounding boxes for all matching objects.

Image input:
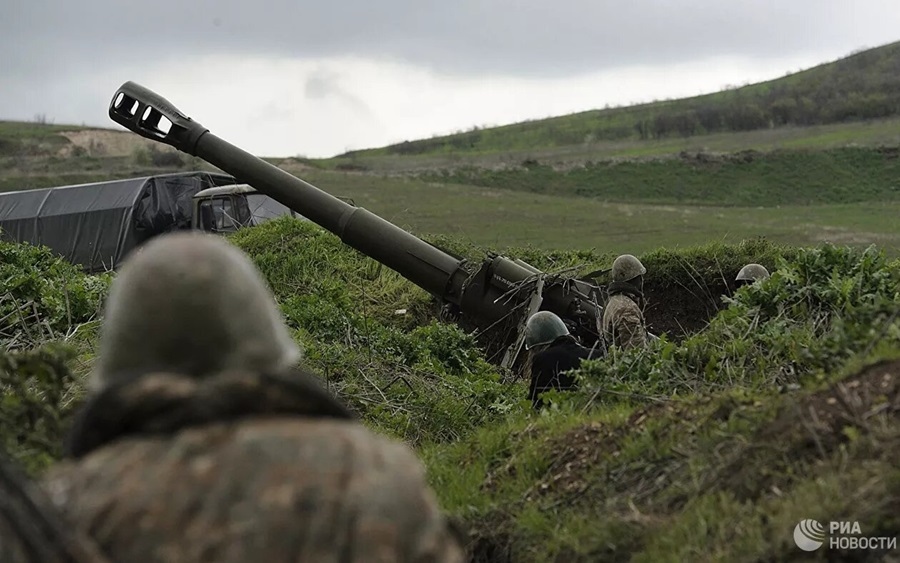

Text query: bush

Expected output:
[0,239,110,350]
[228,218,522,445]
[0,239,108,474]
[568,244,900,405]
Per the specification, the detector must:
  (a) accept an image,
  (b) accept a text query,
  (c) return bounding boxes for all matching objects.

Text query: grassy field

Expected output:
[315,117,900,173]
[277,168,900,255]
[411,147,900,207]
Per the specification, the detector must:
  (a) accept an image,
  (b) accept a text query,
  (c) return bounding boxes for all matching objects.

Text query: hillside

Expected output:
[2,220,898,561]
[340,40,900,159]
[0,120,219,192]
[413,146,900,207]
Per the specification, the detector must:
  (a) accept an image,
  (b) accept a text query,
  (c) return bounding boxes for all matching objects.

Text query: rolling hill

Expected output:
[339,40,900,159]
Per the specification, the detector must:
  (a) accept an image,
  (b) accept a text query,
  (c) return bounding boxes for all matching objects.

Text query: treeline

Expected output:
[637,43,900,140]
[343,40,900,157]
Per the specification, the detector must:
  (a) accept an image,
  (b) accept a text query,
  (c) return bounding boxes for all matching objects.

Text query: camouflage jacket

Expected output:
[601,292,648,350]
[41,369,465,563]
[0,450,109,563]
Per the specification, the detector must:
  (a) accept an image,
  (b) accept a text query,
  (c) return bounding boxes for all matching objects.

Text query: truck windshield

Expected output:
[198,198,241,232]
[246,193,294,224]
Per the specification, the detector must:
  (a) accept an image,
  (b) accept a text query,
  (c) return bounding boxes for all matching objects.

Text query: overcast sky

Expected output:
[3,1,900,158]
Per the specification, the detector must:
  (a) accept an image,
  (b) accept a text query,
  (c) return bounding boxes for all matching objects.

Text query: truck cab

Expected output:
[191,184,302,233]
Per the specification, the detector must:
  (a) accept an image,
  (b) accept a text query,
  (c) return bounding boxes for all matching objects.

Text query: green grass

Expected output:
[3,223,898,561]
[421,244,900,560]
[339,40,900,159]
[413,147,900,207]
[307,117,900,173]
[277,168,900,256]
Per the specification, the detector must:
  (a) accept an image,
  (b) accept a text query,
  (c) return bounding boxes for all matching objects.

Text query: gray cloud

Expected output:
[4,0,899,82]
[304,68,374,118]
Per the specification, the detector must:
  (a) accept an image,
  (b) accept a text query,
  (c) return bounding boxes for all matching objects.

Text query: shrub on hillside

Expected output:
[0,239,109,350]
[0,344,80,475]
[228,218,523,445]
[0,239,108,474]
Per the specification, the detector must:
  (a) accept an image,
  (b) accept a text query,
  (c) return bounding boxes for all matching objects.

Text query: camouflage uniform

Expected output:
[41,233,464,563]
[0,450,108,563]
[601,254,649,351]
[601,293,648,350]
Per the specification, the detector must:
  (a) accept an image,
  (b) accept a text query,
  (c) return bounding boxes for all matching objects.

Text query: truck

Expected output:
[105,81,608,368]
[0,172,303,273]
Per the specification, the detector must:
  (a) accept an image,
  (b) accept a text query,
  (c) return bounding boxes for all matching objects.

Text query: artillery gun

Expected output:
[107,81,607,369]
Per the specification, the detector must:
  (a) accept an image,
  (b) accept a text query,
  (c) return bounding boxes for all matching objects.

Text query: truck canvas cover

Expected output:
[0,171,236,272]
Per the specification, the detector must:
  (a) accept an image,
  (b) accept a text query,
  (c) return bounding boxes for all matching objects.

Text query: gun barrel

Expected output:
[109,81,470,304]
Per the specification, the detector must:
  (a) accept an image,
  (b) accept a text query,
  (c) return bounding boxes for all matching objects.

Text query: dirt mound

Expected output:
[57,129,177,158]
[514,359,898,511]
[523,400,706,504]
[712,358,899,501]
[642,275,733,339]
[523,421,615,500]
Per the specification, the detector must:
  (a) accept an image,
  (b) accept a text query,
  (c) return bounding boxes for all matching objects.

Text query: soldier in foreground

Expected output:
[41,232,464,563]
[735,263,770,287]
[0,450,108,563]
[524,311,602,409]
[601,254,650,350]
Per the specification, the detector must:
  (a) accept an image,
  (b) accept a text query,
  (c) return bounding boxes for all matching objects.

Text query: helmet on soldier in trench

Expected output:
[524,311,570,350]
[610,254,647,283]
[735,263,770,283]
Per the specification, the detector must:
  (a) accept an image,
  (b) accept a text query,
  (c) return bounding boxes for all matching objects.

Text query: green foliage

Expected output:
[343,41,900,158]
[0,239,110,349]
[0,344,82,475]
[131,145,184,168]
[426,356,899,561]
[0,239,108,473]
[570,244,900,403]
[228,218,523,445]
[419,147,900,206]
[2,214,898,561]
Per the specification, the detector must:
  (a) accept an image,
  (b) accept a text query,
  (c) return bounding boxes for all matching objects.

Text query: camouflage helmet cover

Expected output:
[611,254,647,283]
[524,311,569,350]
[735,263,770,282]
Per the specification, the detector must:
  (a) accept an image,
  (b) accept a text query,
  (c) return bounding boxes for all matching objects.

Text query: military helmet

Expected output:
[611,254,647,283]
[735,263,770,282]
[91,232,302,392]
[524,311,569,350]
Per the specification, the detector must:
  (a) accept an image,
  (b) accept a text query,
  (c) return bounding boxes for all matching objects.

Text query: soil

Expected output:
[514,359,899,512]
[521,400,706,505]
[57,130,177,158]
[714,358,900,501]
[642,275,736,340]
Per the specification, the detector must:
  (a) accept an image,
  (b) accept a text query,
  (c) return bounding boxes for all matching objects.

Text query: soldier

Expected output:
[524,311,601,409]
[41,232,464,563]
[0,450,108,563]
[601,254,650,351]
[735,263,770,288]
